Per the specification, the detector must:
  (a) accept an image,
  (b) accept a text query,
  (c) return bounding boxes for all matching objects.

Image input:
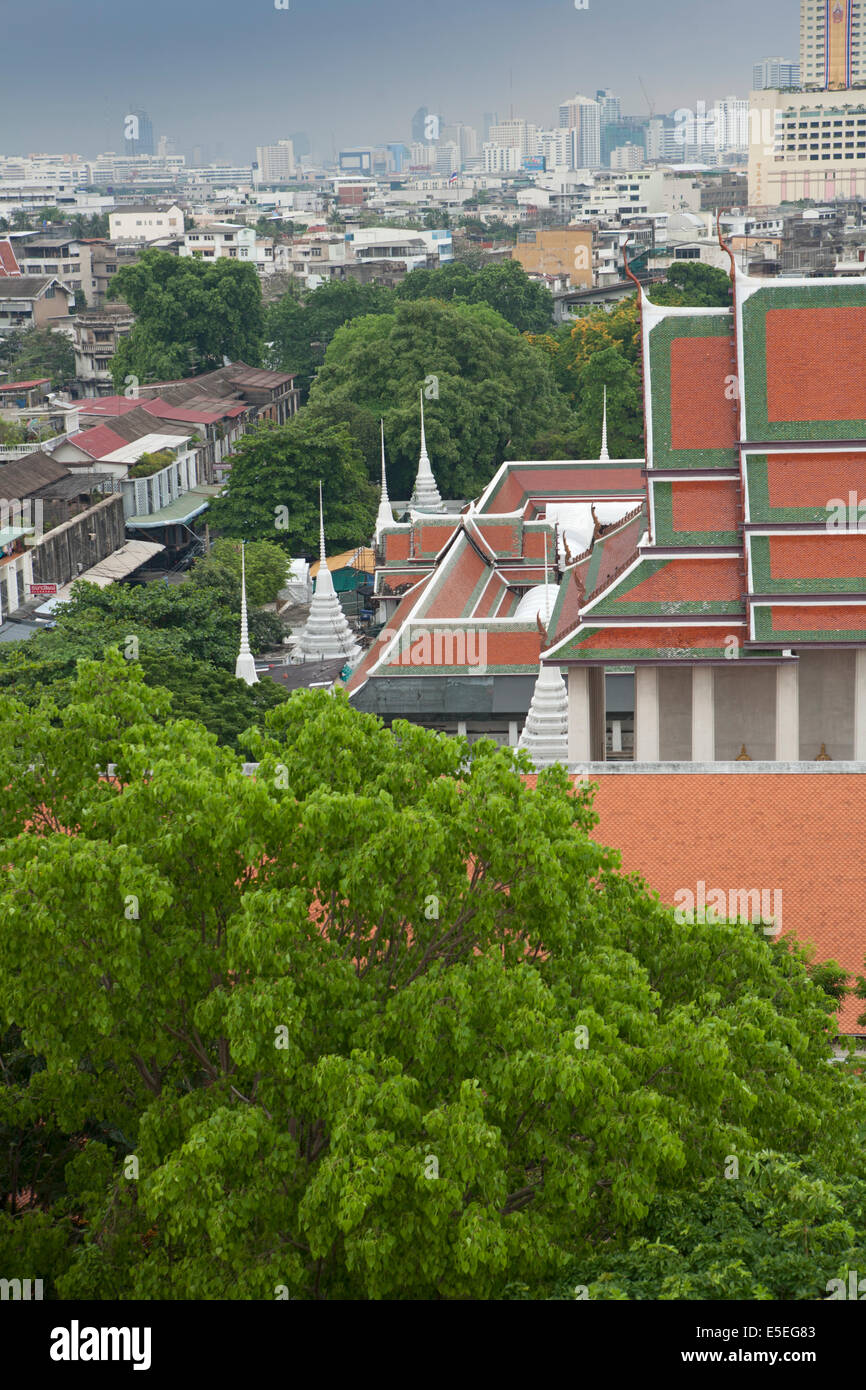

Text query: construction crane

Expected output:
[638,77,655,120]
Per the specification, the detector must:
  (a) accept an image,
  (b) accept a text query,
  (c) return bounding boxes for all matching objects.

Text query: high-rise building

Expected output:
[488,119,539,158]
[482,112,499,142]
[123,109,154,156]
[411,107,429,143]
[714,95,750,152]
[610,143,644,170]
[752,56,801,89]
[255,140,296,182]
[558,96,601,168]
[602,118,647,166]
[595,89,621,127]
[800,0,866,89]
[749,85,866,202]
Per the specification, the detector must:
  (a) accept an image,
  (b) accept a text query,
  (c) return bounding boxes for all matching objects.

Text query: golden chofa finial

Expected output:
[735,744,752,761]
[816,743,831,761]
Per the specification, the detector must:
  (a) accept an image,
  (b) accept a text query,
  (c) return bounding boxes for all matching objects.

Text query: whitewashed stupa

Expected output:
[290,483,362,666]
[410,389,445,513]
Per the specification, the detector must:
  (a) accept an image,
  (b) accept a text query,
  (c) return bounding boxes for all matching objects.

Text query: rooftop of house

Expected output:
[0,451,68,495]
[0,275,71,300]
[0,378,50,392]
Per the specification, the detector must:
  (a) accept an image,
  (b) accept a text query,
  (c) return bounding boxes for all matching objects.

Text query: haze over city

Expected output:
[2,0,797,159]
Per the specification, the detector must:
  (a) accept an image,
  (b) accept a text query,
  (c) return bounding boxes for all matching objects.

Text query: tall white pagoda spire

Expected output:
[235,541,259,685]
[374,418,394,544]
[290,482,362,665]
[599,385,609,461]
[518,531,568,767]
[410,388,445,513]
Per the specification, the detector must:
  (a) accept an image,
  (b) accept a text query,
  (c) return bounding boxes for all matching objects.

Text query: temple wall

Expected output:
[714,666,776,760]
[658,668,693,759]
[797,650,855,761]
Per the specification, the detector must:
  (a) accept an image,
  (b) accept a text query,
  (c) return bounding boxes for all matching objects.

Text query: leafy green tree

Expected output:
[396,259,553,333]
[266,279,396,398]
[188,537,289,609]
[309,297,569,498]
[661,261,732,307]
[0,660,860,1301]
[108,250,264,388]
[207,413,377,553]
[0,326,75,389]
[0,575,286,746]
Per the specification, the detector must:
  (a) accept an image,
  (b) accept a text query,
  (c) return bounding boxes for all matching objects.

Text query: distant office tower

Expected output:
[558,95,601,167]
[488,119,539,158]
[714,95,750,152]
[752,56,801,89]
[441,123,478,166]
[482,112,499,142]
[291,132,311,158]
[602,118,647,165]
[800,0,866,89]
[595,88,621,127]
[436,142,460,176]
[610,143,644,170]
[123,109,154,155]
[255,140,296,182]
[156,135,177,158]
[386,142,409,173]
[409,142,437,167]
[412,107,429,143]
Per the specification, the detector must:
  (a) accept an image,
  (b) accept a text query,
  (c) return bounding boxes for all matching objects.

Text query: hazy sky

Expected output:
[2,0,798,162]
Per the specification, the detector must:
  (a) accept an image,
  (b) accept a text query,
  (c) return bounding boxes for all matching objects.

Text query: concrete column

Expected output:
[22,549,33,588]
[855,650,866,760]
[456,720,467,738]
[634,666,660,761]
[5,560,19,616]
[567,667,591,762]
[508,720,518,747]
[692,666,715,762]
[775,662,799,761]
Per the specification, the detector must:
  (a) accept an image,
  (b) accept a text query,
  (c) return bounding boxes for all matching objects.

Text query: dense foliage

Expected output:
[0,658,861,1301]
[207,412,378,552]
[0,550,289,748]
[306,297,569,498]
[109,250,265,387]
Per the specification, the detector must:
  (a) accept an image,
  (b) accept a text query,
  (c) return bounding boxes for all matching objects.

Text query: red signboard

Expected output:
[29,583,57,596]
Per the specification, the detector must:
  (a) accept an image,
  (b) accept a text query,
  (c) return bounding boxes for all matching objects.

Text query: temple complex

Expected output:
[355,265,866,765]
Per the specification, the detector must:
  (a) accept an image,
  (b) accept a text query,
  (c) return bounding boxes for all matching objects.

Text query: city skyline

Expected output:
[2,0,798,162]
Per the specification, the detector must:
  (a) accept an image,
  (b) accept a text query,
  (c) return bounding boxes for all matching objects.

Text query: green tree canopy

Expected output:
[266,279,397,398]
[395,258,553,333]
[0,658,860,1300]
[108,250,264,388]
[207,413,377,554]
[308,297,569,498]
[188,537,289,609]
[0,326,75,390]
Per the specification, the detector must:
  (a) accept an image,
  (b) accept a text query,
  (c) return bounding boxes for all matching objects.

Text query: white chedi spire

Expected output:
[375,418,394,544]
[235,541,259,685]
[410,388,445,513]
[599,385,609,461]
[517,662,569,767]
[518,531,568,767]
[290,482,362,665]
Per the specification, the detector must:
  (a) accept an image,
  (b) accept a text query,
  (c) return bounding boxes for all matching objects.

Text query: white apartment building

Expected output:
[749,86,866,204]
[800,0,866,89]
[255,141,296,183]
[180,223,256,262]
[483,144,523,174]
[88,154,186,185]
[753,56,801,90]
[610,144,645,171]
[108,204,185,241]
[714,96,751,153]
[488,120,539,157]
[558,96,602,168]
